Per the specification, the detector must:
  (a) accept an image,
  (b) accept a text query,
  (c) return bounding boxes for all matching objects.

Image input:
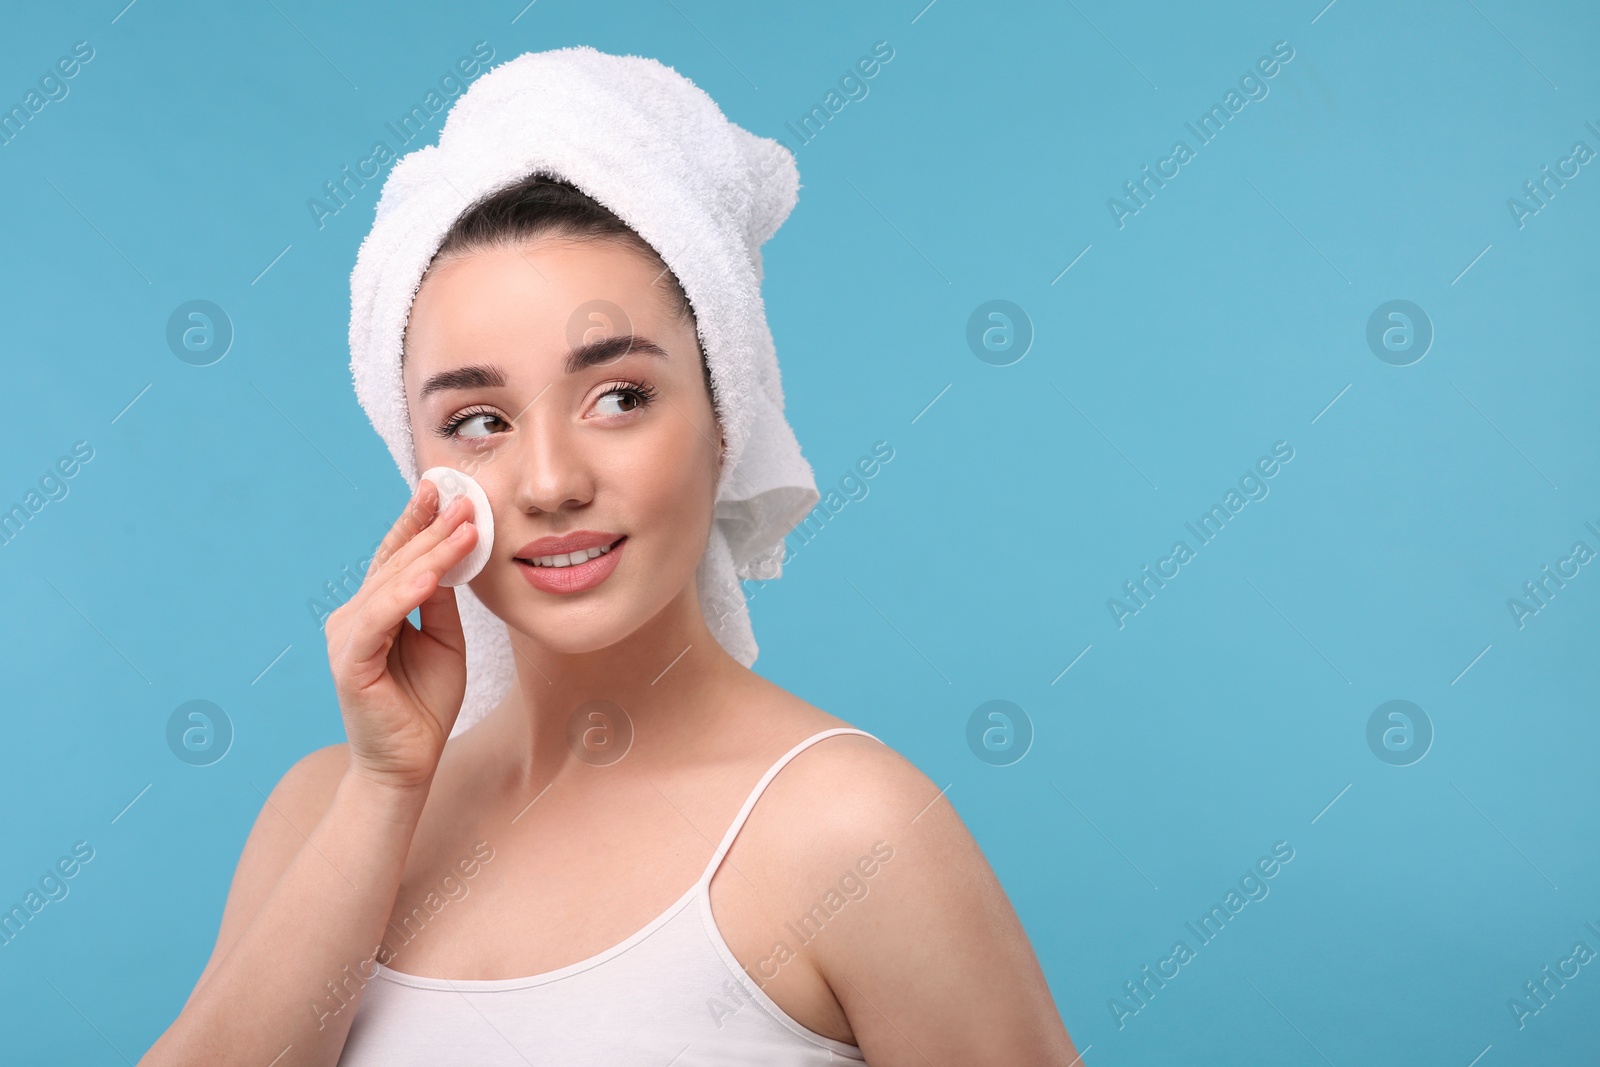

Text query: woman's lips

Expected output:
[515,536,626,594]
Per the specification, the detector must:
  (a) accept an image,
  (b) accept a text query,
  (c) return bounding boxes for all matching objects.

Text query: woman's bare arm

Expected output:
[140,748,432,1067]
[144,478,480,1065]
[768,735,1083,1065]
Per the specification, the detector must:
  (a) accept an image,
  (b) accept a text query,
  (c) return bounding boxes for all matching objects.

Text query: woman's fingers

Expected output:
[337,515,477,680]
[413,547,469,653]
[364,497,472,619]
[367,477,471,583]
[330,484,469,672]
[366,479,441,581]
[319,475,479,793]
[393,518,478,618]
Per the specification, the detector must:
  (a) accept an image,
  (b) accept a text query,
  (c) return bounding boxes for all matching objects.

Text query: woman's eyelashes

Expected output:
[592,379,658,417]
[434,405,505,441]
[433,381,659,441]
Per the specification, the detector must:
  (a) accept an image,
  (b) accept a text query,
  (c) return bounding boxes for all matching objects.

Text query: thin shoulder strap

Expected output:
[697,727,881,889]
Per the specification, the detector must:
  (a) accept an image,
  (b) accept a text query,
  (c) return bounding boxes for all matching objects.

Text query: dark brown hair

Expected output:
[433,172,692,322]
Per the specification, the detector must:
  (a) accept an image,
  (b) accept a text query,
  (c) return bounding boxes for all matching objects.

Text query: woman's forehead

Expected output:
[404,241,687,373]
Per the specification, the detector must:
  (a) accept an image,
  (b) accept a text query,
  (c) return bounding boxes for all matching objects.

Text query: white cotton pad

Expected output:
[419,466,494,587]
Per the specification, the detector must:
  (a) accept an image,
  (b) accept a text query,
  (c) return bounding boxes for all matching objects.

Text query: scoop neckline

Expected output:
[368,866,865,1060]
[372,878,703,991]
[371,727,883,1002]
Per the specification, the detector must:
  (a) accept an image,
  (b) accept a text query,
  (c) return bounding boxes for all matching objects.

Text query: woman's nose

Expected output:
[509,409,594,514]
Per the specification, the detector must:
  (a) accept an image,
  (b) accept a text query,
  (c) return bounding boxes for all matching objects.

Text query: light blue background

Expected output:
[2,1,1597,1063]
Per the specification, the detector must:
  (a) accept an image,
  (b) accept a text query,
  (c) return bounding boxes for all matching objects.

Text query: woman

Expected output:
[143,47,1078,1066]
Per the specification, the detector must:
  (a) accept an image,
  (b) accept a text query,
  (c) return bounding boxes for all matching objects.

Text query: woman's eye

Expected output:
[593,386,653,417]
[452,412,502,438]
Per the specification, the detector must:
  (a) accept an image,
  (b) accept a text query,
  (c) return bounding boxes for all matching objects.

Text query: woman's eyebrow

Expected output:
[419,363,506,401]
[565,333,670,374]
[418,335,670,401]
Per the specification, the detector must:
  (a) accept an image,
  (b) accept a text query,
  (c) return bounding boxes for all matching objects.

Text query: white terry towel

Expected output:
[348,46,819,738]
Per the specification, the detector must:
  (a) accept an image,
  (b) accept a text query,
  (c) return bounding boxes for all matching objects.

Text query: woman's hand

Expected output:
[324,476,480,792]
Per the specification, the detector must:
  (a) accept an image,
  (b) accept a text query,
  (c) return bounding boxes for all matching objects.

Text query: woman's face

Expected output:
[402,235,721,655]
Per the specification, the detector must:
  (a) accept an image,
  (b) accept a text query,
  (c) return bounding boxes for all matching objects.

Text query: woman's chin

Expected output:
[474,563,699,660]
[478,595,641,657]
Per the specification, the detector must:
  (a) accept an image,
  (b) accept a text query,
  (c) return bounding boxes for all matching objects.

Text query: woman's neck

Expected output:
[481,598,752,790]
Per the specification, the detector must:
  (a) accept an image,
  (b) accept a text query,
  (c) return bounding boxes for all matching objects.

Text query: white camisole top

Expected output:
[337,727,882,1066]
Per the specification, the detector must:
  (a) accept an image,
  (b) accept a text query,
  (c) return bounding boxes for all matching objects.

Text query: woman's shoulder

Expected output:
[733,695,1076,1060]
[740,686,940,845]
